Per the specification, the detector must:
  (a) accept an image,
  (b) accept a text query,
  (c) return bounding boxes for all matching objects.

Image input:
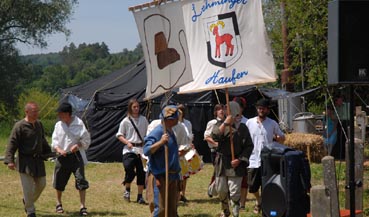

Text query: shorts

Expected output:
[53,152,89,191]
[247,167,261,193]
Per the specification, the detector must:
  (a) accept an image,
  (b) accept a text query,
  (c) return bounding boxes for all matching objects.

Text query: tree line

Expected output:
[1,0,332,125]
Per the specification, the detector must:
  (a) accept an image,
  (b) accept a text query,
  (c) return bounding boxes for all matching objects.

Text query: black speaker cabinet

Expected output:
[261,144,311,217]
[328,0,369,84]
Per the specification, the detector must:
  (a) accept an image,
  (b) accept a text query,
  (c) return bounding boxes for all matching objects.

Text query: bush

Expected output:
[41,118,57,137]
[16,88,59,121]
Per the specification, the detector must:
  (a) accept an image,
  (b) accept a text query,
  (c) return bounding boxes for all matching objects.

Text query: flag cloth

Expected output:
[132,1,193,100]
[179,0,276,93]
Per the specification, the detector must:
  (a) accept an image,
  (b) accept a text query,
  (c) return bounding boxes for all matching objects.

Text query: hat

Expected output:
[160,105,179,120]
[255,99,271,108]
[233,96,246,108]
[56,102,73,113]
[228,101,240,117]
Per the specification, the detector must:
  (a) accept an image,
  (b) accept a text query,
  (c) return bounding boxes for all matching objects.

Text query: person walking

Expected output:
[246,99,285,214]
[116,98,148,204]
[204,104,225,198]
[52,102,91,216]
[177,104,193,203]
[4,101,52,217]
[212,101,254,217]
[144,105,181,217]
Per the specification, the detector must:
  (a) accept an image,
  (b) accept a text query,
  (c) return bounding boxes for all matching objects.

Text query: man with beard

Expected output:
[246,99,285,214]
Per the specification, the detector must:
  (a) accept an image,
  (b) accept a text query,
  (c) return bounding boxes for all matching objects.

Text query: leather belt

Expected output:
[132,143,143,147]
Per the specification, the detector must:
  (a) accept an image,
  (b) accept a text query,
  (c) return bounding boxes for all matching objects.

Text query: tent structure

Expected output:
[61,59,288,163]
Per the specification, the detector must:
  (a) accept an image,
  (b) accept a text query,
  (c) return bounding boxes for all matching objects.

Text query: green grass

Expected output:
[1,125,369,216]
[0,161,368,217]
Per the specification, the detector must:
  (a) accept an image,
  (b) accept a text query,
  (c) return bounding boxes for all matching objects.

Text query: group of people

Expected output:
[4,96,286,217]
[4,101,91,217]
[205,97,285,217]
[116,99,200,217]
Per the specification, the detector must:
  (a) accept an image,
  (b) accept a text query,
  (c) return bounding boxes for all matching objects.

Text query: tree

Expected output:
[0,0,78,47]
[263,0,328,111]
[0,0,77,119]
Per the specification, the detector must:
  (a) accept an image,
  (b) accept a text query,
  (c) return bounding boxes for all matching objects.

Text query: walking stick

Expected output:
[225,88,235,160]
[164,144,169,217]
[162,116,169,217]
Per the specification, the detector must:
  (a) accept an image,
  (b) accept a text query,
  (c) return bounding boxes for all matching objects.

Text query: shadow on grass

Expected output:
[39,211,127,216]
[181,214,213,217]
[181,197,218,204]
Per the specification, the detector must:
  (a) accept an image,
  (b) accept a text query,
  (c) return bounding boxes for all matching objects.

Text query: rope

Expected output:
[39,91,64,120]
[80,62,141,119]
[325,87,347,205]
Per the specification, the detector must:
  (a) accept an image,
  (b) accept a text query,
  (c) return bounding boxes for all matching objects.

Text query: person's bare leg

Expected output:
[125,183,131,190]
[137,185,144,194]
[56,190,63,205]
[253,191,261,213]
[240,187,247,208]
[79,190,86,208]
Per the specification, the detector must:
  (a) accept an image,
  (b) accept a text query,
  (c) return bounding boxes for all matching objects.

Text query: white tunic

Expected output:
[116,115,148,155]
[52,116,91,165]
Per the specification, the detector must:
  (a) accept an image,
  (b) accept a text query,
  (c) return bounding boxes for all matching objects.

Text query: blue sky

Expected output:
[17,0,149,55]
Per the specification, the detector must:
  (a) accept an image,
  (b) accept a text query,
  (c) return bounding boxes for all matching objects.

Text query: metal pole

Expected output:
[349,85,355,217]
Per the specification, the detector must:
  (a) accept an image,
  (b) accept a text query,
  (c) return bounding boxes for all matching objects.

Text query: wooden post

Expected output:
[164,145,169,217]
[322,156,340,217]
[310,185,332,217]
[225,88,235,160]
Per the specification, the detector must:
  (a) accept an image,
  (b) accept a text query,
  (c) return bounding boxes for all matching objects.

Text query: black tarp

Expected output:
[61,59,280,163]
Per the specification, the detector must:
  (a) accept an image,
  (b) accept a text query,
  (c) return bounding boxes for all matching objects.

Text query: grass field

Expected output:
[1,127,369,216]
[0,159,368,217]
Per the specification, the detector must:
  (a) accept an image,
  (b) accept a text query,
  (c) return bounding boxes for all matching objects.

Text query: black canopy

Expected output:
[61,59,284,162]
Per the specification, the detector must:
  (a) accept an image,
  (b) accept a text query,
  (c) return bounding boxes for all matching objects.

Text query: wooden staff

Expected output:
[160,116,169,217]
[225,88,235,160]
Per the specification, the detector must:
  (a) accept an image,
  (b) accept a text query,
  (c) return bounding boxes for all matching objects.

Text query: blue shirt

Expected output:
[143,125,180,180]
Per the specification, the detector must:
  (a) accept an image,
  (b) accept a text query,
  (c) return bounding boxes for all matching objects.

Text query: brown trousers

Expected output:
[146,173,179,217]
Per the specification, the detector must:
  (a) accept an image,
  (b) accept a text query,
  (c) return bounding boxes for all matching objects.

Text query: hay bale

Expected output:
[283,132,325,163]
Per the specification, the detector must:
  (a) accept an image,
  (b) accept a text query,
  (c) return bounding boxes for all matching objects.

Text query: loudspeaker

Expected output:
[328,0,369,84]
[261,143,311,217]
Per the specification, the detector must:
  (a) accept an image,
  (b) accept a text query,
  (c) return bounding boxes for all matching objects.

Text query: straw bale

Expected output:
[283,132,325,163]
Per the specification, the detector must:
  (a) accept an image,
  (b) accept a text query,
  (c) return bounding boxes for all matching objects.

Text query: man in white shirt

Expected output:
[52,102,91,216]
[246,99,285,214]
[116,99,148,204]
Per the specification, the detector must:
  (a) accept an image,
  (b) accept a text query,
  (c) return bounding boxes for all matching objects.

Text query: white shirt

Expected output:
[246,117,284,168]
[204,118,222,149]
[52,116,91,165]
[116,115,148,155]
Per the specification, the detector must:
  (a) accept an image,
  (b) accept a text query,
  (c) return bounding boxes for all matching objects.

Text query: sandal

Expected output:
[56,204,64,214]
[80,207,88,216]
[253,204,261,214]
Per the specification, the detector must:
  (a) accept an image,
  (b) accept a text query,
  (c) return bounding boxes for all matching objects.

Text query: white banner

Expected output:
[179,0,276,93]
[133,1,193,100]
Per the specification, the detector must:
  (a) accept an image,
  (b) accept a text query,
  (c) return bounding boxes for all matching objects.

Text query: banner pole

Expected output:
[225,88,235,160]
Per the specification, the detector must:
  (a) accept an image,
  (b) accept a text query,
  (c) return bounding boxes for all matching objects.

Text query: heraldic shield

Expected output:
[203,12,243,68]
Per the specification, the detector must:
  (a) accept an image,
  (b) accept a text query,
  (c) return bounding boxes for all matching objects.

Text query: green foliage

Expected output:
[16,88,58,135]
[263,0,328,111]
[0,0,77,120]
[17,88,59,120]
[0,0,78,47]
